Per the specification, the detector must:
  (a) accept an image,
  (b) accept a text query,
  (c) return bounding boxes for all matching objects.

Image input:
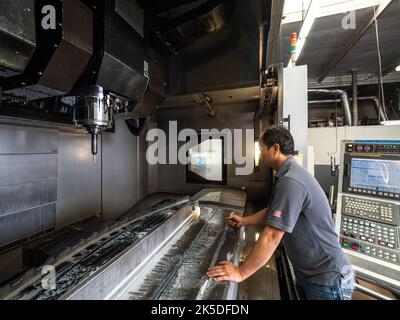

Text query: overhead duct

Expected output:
[139,0,236,54]
[0,0,93,100]
[308,89,353,126]
[308,96,389,122]
[0,0,36,78]
[358,96,389,122]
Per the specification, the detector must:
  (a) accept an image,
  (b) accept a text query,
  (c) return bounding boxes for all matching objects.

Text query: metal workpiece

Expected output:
[116,206,243,300]
[1,209,177,300]
[0,196,194,300]
[114,189,247,300]
[130,196,191,219]
[0,190,246,300]
[63,209,189,300]
[190,188,247,212]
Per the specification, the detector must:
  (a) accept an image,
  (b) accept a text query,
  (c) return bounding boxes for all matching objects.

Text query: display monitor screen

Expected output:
[350,158,400,194]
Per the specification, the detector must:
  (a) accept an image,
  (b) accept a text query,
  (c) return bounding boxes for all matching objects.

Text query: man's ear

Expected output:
[273,143,281,152]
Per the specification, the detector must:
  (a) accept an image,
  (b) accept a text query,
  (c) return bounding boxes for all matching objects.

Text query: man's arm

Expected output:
[207,225,285,282]
[242,208,268,226]
[228,208,268,227]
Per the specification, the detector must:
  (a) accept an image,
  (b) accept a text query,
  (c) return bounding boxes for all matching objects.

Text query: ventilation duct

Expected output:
[309,96,389,122]
[308,89,353,126]
[139,0,236,54]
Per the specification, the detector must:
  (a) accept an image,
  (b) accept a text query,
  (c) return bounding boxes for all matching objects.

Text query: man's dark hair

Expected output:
[259,126,295,155]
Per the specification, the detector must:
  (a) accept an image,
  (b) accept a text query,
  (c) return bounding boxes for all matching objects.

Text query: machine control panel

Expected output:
[339,194,400,265]
[341,215,398,249]
[346,143,400,154]
[337,140,400,285]
[342,142,400,200]
[342,195,398,225]
[341,237,399,264]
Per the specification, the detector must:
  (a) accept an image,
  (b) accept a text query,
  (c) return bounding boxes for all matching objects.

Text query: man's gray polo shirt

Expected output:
[265,156,351,285]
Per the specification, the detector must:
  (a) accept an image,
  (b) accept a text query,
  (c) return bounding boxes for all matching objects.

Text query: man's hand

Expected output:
[226,213,245,229]
[206,261,244,283]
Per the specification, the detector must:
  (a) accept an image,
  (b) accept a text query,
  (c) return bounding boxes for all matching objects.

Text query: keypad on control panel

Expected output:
[343,196,397,224]
[341,216,397,249]
[341,238,399,264]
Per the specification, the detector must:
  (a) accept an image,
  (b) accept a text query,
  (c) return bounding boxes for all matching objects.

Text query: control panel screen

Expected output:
[350,158,400,194]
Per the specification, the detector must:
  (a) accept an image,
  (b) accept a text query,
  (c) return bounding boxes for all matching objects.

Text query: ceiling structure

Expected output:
[269,0,400,88]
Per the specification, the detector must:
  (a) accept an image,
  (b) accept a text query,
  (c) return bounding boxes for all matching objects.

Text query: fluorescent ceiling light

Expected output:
[283,0,383,24]
[287,0,321,67]
[285,0,392,67]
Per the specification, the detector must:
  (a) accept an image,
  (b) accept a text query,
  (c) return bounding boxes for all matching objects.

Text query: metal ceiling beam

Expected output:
[360,58,400,82]
[309,71,400,89]
[382,59,400,76]
[317,1,392,83]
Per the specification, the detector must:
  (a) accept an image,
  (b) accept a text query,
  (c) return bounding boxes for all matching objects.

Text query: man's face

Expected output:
[260,142,278,167]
